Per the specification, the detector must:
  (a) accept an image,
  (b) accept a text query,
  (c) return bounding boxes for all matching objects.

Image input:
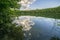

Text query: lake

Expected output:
[13,16,60,40]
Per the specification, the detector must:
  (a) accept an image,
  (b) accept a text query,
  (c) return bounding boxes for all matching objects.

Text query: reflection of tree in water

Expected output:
[50,37,60,40]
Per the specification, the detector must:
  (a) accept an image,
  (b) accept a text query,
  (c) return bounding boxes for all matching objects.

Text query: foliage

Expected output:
[0,0,23,40]
[16,6,60,19]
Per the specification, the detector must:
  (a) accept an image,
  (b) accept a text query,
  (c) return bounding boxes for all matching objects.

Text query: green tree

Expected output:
[0,0,23,40]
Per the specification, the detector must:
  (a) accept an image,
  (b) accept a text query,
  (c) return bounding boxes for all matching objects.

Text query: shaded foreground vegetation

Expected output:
[0,0,23,40]
[16,6,60,19]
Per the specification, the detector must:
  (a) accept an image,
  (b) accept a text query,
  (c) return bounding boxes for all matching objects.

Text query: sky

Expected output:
[30,0,60,9]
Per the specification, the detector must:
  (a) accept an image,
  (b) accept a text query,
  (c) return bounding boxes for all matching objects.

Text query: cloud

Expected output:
[17,0,36,10]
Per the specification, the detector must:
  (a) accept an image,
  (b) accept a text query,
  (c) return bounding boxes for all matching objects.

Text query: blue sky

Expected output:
[30,0,60,9]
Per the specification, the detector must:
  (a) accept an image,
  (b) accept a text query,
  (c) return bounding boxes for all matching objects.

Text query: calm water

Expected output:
[23,16,60,40]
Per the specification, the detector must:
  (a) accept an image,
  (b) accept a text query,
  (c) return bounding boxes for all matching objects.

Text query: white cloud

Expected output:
[17,0,36,10]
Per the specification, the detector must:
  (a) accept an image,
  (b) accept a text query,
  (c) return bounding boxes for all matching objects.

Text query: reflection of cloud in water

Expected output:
[12,16,35,31]
[12,16,60,40]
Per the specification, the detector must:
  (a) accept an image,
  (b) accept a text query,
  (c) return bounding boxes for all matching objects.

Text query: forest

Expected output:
[16,6,60,19]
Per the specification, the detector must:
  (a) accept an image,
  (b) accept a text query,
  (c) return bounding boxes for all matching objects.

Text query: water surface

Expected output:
[15,16,60,40]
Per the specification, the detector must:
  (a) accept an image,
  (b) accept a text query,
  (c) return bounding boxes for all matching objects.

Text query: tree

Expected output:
[0,0,23,40]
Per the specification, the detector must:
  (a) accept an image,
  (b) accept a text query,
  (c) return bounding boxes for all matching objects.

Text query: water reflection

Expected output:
[13,16,60,40]
[27,17,55,40]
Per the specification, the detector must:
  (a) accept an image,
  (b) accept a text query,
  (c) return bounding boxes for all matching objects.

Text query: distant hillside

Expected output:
[16,6,60,19]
